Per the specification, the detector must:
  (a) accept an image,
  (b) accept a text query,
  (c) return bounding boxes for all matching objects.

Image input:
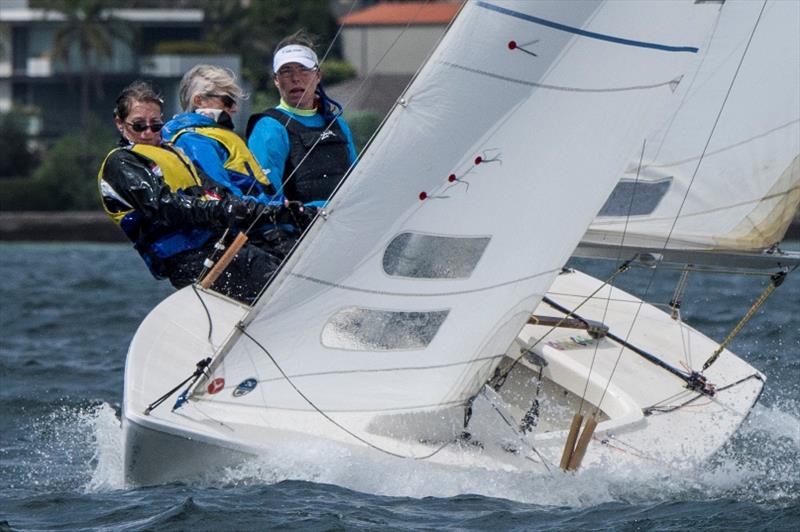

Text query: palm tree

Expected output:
[46,0,132,128]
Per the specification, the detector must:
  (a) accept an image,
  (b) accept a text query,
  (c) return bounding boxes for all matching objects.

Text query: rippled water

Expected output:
[1,243,798,530]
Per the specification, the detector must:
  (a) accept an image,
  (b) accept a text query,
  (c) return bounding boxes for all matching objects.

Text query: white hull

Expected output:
[122,270,764,485]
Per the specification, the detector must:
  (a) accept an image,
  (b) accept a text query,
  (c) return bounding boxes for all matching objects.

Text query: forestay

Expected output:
[191,1,720,430]
[582,0,800,257]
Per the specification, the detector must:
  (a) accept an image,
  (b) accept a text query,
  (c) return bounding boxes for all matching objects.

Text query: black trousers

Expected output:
[164,229,298,304]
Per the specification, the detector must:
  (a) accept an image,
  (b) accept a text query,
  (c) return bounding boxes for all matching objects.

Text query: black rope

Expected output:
[643,373,763,415]
[144,357,212,415]
[542,296,716,397]
[191,284,214,343]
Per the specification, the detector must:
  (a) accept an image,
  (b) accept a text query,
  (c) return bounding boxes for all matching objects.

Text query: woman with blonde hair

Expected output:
[99,80,303,304]
[163,64,278,204]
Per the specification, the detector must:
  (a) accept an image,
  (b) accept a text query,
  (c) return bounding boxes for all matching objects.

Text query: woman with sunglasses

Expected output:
[98,80,302,304]
[246,31,358,209]
[162,65,277,205]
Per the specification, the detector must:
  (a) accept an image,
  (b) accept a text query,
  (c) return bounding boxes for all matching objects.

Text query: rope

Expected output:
[702,270,787,370]
[669,267,691,320]
[238,326,456,461]
[477,386,554,474]
[644,373,763,415]
[144,357,212,415]
[488,262,633,391]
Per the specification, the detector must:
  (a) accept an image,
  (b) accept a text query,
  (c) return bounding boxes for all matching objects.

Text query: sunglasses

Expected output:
[207,93,237,108]
[276,66,318,78]
[126,121,164,133]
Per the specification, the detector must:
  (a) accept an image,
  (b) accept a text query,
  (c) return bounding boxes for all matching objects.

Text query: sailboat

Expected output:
[121,0,799,485]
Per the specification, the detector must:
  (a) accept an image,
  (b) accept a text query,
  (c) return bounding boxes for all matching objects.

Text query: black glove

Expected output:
[276,200,317,230]
[226,198,265,227]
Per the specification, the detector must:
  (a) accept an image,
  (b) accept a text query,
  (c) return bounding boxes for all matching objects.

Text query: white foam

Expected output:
[68,399,799,505]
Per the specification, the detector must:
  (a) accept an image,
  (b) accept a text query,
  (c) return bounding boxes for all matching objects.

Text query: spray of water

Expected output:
[23,397,796,507]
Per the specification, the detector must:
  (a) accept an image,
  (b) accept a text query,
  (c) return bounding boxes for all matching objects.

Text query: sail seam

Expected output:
[640,119,800,170]
[441,61,680,93]
[477,1,699,53]
[289,268,558,297]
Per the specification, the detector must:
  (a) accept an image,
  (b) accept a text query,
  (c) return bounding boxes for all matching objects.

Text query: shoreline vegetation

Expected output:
[1,210,799,243]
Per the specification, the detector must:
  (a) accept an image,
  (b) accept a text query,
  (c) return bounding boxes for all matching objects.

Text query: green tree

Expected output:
[46,0,133,128]
[0,112,37,179]
[31,118,115,210]
[202,0,339,93]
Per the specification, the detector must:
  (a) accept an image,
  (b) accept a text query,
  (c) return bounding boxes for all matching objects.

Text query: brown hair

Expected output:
[273,29,317,57]
[113,80,163,120]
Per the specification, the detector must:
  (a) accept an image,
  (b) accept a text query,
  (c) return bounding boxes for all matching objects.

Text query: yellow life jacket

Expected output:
[173,126,271,187]
[97,143,205,224]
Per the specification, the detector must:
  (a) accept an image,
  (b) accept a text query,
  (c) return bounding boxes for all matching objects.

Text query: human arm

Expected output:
[247,116,290,195]
[336,116,359,165]
[101,149,268,230]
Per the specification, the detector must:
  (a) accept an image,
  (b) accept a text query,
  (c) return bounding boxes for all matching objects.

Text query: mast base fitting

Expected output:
[687,371,716,396]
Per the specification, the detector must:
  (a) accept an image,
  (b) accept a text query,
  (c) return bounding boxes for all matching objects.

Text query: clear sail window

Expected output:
[383,232,490,279]
[597,177,672,217]
[321,308,449,351]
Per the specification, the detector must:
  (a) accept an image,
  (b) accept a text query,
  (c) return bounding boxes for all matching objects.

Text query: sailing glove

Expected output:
[226,199,266,227]
[276,200,317,230]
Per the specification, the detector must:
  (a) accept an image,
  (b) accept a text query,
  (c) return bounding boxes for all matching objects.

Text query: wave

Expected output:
[13,397,796,508]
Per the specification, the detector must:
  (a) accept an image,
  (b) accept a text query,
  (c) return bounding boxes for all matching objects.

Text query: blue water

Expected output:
[1,242,798,530]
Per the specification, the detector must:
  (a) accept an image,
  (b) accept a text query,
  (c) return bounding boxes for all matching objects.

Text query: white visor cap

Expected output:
[273,45,319,73]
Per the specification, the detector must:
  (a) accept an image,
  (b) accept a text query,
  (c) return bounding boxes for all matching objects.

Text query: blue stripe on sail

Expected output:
[476,1,699,53]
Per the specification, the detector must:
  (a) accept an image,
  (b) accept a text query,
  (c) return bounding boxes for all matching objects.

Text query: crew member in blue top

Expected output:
[246,31,358,208]
[162,64,276,205]
[99,80,308,304]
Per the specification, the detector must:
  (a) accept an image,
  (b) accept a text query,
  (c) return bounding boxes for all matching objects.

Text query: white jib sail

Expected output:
[192,1,721,437]
[584,0,800,252]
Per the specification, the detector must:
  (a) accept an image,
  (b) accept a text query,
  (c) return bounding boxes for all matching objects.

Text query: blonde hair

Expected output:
[178,64,247,111]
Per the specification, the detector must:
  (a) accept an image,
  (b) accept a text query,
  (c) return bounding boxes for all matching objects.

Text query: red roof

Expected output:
[339,1,462,26]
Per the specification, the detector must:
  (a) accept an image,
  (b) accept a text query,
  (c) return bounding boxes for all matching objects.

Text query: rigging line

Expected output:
[238,326,455,461]
[650,5,725,162]
[478,387,554,474]
[632,264,777,277]
[240,1,447,308]
[491,264,633,388]
[441,62,682,93]
[245,353,508,383]
[645,388,696,410]
[643,0,770,286]
[144,357,212,415]
[589,184,800,226]
[585,0,770,392]
[191,283,214,344]
[253,0,435,209]
[288,268,559,298]
[646,119,800,170]
[582,140,648,416]
[542,297,711,393]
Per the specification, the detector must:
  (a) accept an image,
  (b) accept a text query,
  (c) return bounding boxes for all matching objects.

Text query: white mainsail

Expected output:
[189,1,721,435]
[582,0,800,259]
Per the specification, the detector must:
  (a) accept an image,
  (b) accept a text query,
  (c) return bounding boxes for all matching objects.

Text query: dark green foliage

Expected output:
[45,0,135,126]
[345,111,383,153]
[0,119,115,211]
[322,59,357,86]
[152,40,223,55]
[0,113,37,179]
[202,0,340,92]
